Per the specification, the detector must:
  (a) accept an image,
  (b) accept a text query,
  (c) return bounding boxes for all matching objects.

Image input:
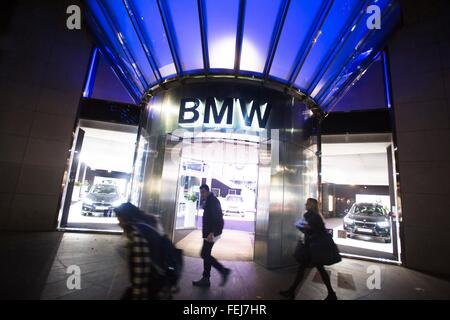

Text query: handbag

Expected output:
[309,232,342,266]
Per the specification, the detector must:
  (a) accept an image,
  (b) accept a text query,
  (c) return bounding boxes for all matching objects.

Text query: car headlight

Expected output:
[377,221,390,228]
[112,199,122,207]
[343,216,354,224]
[83,198,93,205]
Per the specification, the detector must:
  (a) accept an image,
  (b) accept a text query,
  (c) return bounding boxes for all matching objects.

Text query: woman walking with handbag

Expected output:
[280,198,340,300]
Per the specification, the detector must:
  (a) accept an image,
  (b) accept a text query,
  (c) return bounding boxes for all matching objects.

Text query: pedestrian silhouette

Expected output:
[192,184,231,287]
[280,198,341,300]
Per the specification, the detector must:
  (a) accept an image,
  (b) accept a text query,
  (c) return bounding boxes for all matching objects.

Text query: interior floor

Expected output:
[175,229,254,261]
[66,200,121,232]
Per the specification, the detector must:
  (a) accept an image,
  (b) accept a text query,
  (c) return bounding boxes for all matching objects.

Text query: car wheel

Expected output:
[384,238,392,243]
[347,233,354,239]
[81,212,86,216]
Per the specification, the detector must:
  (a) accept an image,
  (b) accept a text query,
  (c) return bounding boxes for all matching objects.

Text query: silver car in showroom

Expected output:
[82,184,123,217]
[343,202,392,243]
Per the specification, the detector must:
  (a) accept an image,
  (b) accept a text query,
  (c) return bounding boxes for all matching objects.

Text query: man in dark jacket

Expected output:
[192,184,231,287]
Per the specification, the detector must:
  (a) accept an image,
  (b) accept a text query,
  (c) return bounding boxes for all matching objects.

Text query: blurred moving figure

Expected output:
[115,202,182,300]
[280,198,341,300]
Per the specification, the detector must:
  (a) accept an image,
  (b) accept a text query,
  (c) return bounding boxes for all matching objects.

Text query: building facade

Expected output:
[0,0,449,276]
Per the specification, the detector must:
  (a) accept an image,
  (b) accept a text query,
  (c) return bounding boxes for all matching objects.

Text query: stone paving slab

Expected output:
[1,232,450,300]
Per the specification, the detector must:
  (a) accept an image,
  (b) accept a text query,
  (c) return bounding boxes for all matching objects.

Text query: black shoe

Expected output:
[192,277,210,287]
[324,292,338,300]
[220,268,231,287]
[279,289,295,300]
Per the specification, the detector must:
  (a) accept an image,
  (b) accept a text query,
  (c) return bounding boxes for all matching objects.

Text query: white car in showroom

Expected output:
[222,194,245,217]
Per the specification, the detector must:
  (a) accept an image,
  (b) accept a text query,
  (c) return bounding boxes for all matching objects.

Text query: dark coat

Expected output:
[202,193,224,238]
[296,210,341,267]
[302,210,327,245]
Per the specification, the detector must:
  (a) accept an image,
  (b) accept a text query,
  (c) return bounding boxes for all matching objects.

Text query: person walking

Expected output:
[192,184,231,287]
[114,202,168,300]
[280,198,340,300]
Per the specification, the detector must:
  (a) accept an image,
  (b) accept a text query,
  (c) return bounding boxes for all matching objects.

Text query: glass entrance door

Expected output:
[172,131,260,261]
[174,159,202,230]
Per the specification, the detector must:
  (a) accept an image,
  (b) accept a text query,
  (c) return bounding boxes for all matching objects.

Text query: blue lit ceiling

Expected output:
[85,0,400,110]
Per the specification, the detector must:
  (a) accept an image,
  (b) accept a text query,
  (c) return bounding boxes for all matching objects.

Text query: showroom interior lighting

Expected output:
[84,0,400,109]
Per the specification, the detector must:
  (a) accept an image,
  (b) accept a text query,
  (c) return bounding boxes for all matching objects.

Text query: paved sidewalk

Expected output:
[1,232,449,300]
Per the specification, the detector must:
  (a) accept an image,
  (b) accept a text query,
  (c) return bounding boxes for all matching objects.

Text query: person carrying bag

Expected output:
[280,198,341,300]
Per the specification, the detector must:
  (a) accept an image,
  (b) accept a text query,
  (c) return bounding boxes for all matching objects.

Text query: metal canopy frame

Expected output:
[84,0,401,111]
[197,0,210,73]
[305,0,368,95]
[234,0,246,73]
[156,0,182,77]
[84,8,142,102]
[123,0,162,81]
[96,0,149,89]
[263,0,290,80]
[287,0,334,87]
[321,2,401,111]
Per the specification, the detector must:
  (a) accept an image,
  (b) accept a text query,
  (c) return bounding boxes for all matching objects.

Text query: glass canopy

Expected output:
[85,0,400,108]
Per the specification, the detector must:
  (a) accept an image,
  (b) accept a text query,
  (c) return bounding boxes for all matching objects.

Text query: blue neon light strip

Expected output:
[82,47,100,98]
[382,50,392,109]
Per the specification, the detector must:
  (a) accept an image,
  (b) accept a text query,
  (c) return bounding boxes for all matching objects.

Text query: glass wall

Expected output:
[320,133,401,262]
[61,120,138,232]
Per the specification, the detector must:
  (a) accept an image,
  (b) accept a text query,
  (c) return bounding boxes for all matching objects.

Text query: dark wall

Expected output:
[389,0,450,276]
[79,98,140,125]
[0,1,92,230]
[321,109,391,135]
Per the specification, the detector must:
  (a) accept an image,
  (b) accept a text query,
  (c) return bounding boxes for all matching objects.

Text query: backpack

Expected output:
[135,223,183,288]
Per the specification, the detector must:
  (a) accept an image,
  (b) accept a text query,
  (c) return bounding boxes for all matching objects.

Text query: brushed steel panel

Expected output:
[133,80,319,268]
